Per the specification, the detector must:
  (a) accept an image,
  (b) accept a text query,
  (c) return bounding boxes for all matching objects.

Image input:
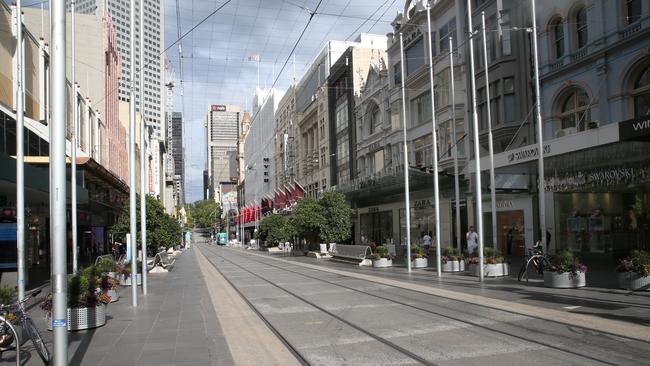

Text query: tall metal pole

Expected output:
[481,12,498,249]
[51,0,69,363]
[15,0,26,302]
[71,0,79,275]
[129,0,138,306]
[139,0,148,295]
[531,0,546,248]
[449,36,462,255]
[426,5,442,277]
[466,0,485,281]
[399,33,412,273]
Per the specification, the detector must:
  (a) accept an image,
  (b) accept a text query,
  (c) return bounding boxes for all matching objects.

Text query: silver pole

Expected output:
[15,0,26,301]
[71,0,78,275]
[466,0,485,281]
[449,36,462,255]
[399,33,412,273]
[129,0,138,306]
[531,0,546,248]
[51,0,69,363]
[139,0,148,295]
[426,5,442,277]
[481,12,498,249]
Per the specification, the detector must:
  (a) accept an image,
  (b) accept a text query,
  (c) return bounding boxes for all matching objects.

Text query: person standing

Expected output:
[466,226,479,255]
[422,231,432,253]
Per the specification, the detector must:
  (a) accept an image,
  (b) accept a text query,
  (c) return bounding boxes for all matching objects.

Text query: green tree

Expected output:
[191,200,222,229]
[111,195,182,253]
[258,214,294,247]
[289,198,326,248]
[318,191,353,243]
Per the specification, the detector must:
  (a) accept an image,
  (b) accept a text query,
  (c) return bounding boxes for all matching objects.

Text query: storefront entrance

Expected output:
[484,210,525,257]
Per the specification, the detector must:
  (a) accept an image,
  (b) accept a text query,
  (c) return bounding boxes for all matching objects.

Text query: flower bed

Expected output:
[441,247,465,272]
[617,250,650,291]
[544,250,587,288]
[371,246,393,268]
[410,246,428,268]
[467,248,508,277]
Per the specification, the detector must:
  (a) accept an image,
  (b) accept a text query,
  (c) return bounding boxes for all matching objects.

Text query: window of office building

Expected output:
[336,101,348,133]
[560,88,591,130]
[625,0,642,25]
[393,62,402,85]
[390,101,402,131]
[439,18,456,53]
[503,77,516,123]
[410,91,432,128]
[414,134,432,168]
[369,104,381,135]
[405,36,425,76]
[633,65,650,118]
[550,17,565,58]
[575,7,588,49]
[500,10,512,56]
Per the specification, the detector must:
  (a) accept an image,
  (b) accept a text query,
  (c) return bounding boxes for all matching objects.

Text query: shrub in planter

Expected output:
[95,258,116,277]
[617,250,650,291]
[441,247,465,271]
[411,246,428,268]
[544,250,587,288]
[371,246,393,268]
[41,266,111,330]
[467,248,509,277]
[119,260,143,285]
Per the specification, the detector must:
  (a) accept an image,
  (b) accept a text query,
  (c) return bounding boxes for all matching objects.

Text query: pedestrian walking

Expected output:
[422,231,432,253]
[466,226,479,255]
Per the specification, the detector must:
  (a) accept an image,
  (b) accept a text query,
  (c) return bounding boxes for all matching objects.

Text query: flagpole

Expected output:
[481,11,498,249]
[129,0,138,306]
[139,0,148,295]
[449,36,462,254]
[426,3,442,277]
[466,0,485,281]
[15,0,26,301]
[399,33,412,273]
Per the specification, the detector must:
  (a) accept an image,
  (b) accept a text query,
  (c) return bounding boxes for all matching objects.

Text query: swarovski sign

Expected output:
[545,166,650,192]
[507,144,551,163]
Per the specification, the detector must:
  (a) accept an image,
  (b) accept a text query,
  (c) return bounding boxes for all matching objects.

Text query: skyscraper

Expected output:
[205,105,241,203]
[171,112,184,205]
[70,0,165,138]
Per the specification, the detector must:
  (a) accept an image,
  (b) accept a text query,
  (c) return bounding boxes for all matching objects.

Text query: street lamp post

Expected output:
[139,0,148,296]
[399,33,412,273]
[15,0,26,302]
[128,0,138,306]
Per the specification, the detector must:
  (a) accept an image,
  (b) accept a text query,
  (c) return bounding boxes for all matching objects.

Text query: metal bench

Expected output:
[329,244,372,264]
[150,252,175,272]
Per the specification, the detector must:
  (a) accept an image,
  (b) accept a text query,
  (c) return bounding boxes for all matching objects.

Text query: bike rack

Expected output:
[0,315,20,366]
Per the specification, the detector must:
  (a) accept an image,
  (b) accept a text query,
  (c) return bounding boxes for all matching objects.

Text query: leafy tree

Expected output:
[111,195,182,253]
[289,198,326,248]
[318,192,353,243]
[258,214,294,247]
[191,200,222,229]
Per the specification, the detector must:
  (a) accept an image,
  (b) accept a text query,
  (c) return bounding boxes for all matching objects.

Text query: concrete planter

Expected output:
[617,272,650,291]
[411,258,428,268]
[95,288,119,302]
[372,258,393,268]
[544,271,586,288]
[119,273,142,286]
[47,304,107,331]
[101,271,117,279]
[441,260,465,272]
[468,263,509,277]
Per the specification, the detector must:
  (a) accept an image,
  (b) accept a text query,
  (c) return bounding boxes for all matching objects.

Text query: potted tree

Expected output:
[441,247,465,272]
[371,246,393,268]
[468,248,509,277]
[617,250,650,291]
[544,250,587,288]
[42,266,111,331]
[411,246,428,268]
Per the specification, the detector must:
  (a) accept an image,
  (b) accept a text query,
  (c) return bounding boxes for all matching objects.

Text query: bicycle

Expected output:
[517,242,551,282]
[0,289,50,364]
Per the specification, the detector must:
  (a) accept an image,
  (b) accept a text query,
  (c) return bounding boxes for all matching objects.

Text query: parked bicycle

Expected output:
[0,289,50,364]
[517,241,551,282]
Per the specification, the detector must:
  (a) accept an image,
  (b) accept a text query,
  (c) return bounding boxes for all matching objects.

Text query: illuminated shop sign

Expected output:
[545,166,650,192]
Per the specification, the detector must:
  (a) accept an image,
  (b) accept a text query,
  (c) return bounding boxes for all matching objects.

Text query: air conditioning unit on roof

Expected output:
[555,127,577,138]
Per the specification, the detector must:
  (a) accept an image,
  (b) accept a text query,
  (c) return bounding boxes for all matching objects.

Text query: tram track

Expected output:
[201,245,650,365]
[200,245,436,365]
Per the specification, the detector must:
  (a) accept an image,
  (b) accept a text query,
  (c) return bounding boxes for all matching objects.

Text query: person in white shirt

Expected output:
[422,231,432,252]
[466,226,479,255]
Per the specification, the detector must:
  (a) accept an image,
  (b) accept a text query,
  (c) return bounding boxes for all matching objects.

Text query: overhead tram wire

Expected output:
[344,0,394,41]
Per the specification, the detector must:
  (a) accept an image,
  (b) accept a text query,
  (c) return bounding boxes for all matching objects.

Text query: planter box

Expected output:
[617,272,650,291]
[544,271,586,288]
[101,271,117,278]
[95,288,119,302]
[468,263,509,277]
[372,258,393,268]
[119,273,142,286]
[441,260,465,272]
[47,304,107,331]
[412,258,428,268]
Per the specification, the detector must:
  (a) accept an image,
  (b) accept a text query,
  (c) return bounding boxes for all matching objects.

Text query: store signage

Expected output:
[413,199,432,209]
[368,207,379,213]
[211,105,226,112]
[619,116,650,141]
[368,142,381,152]
[496,201,514,209]
[507,144,550,163]
[545,166,649,192]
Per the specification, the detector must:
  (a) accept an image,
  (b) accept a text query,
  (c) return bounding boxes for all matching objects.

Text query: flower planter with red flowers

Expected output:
[544,250,587,288]
[616,250,650,291]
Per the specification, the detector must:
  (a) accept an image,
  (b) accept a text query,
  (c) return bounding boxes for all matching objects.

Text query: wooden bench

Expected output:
[329,244,372,265]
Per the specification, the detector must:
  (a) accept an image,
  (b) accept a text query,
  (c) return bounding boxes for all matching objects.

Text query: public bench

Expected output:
[329,244,372,265]
[149,252,175,273]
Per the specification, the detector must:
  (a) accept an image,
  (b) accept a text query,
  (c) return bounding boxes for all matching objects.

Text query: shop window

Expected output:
[360,211,393,246]
[625,0,642,25]
[575,7,588,49]
[550,17,565,59]
[559,88,591,130]
[633,65,650,118]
